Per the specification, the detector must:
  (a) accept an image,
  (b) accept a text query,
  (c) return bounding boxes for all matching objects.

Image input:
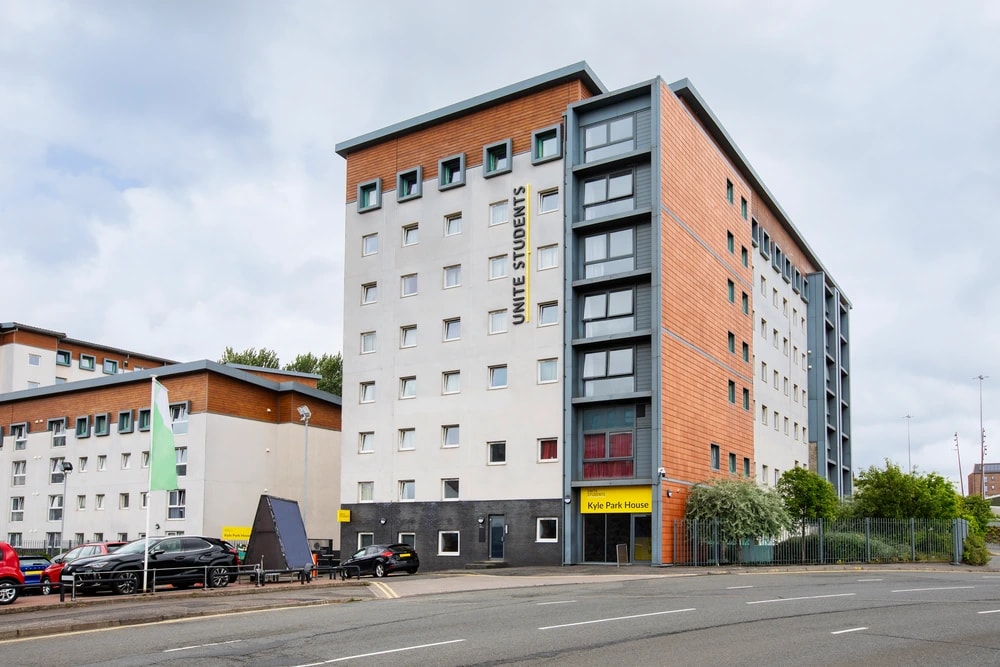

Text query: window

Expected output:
[583,115,635,162]
[138,409,151,431]
[488,365,508,389]
[583,170,634,220]
[358,481,374,502]
[488,441,506,464]
[121,453,131,470]
[783,377,789,395]
[401,273,418,296]
[361,331,376,354]
[711,444,721,470]
[742,342,749,362]
[442,478,460,500]
[729,452,737,474]
[98,455,107,471]
[773,411,779,430]
[399,376,416,399]
[140,452,147,468]
[488,309,507,334]
[170,403,188,434]
[56,350,71,366]
[95,494,105,510]
[584,228,633,278]
[359,432,374,454]
[537,244,559,270]
[102,359,118,374]
[11,424,26,450]
[727,231,735,253]
[583,288,634,336]
[539,438,558,462]
[360,381,375,403]
[742,388,750,410]
[728,332,736,353]
[741,247,748,267]
[489,201,508,226]
[583,431,633,479]
[744,457,751,477]
[773,370,779,389]
[728,381,736,404]
[488,255,507,280]
[399,480,415,501]
[94,414,109,437]
[761,405,768,425]
[362,233,378,256]
[536,518,558,542]
[28,353,41,366]
[445,213,462,236]
[358,532,375,549]
[760,319,767,338]
[9,497,23,522]
[727,280,735,303]
[117,532,128,542]
[50,457,67,483]
[168,489,185,519]
[397,167,422,202]
[784,417,790,435]
[538,302,558,326]
[398,532,415,547]
[358,178,382,212]
[443,318,461,341]
[539,189,559,213]
[483,139,512,177]
[399,429,415,451]
[443,264,461,288]
[119,493,130,509]
[773,329,779,349]
[438,153,466,189]
[400,325,417,348]
[741,196,748,219]
[726,179,734,204]
[741,293,749,315]
[532,125,562,163]
[761,361,767,380]
[75,416,91,438]
[175,447,187,476]
[80,354,96,371]
[78,457,88,472]
[361,282,377,304]
[538,358,558,384]
[117,410,134,434]
[77,495,86,510]
[6,534,21,548]
[438,531,460,555]
[48,495,64,521]
[11,461,25,486]
[402,223,419,246]
[442,425,460,448]
[49,418,66,447]
[582,348,634,396]
[442,371,461,394]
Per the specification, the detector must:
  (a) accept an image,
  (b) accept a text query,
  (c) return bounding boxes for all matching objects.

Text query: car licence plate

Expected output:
[398,553,410,558]
[61,575,73,583]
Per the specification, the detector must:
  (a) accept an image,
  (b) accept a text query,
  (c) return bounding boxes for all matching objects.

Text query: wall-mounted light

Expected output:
[563,495,571,504]
[666,489,673,498]
[154,523,160,530]
[477,516,485,525]
[379,517,387,525]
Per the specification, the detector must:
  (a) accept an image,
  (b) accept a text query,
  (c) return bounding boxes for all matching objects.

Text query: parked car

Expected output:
[341,543,419,577]
[17,554,51,594]
[61,536,241,595]
[40,541,127,595]
[0,542,25,605]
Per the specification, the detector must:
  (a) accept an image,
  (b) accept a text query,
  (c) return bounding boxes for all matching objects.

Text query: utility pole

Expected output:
[903,414,913,473]
[955,432,965,496]
[975,375,988,497]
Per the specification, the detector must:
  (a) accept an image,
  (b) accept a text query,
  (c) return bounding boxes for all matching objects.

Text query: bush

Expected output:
[773,532,906,564]
[963,534,991,566]
[985,525,1000,543]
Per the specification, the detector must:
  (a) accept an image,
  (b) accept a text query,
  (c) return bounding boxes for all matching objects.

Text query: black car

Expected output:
[341,543,419,577]
[61,536,241,594]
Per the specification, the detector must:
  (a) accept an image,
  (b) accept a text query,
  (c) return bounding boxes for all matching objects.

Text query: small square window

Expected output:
[538,358,558,384]
[28,353,40,366]
[483,139,512,177]
[358,178,381,212]
[80,354,96,371]
[443,265,461,288]
[442,371,460,394]
[75,416,90,438]
[119,493,130,509]
[399,480,416,501]
[358,481,374,502]
[438,530,460,555]
[97,455,107,472]
[94,414,109,437]
[361,331,377,354]
[490,201,509,226]
[536,518,558,542]
[531,125,562,164]
[442,478,460,500]
[538,189,559,213]
[117,410,133,434]
[397,167,423,202]
[362,233,378,256]
[438,153,466,190]
[401,273,418,296]
[56,350,71,366]
[488,365,507,389]
[359,432,374,453]
[538,438,558,461]
[102,359,118,375]
[402,223,419,246]
[399,428,415,451]
[488,310,507,334]
[537,245,559,270]
[442,425,460,448]
[361,282,377,304]
[400,325,417,348]
[360,382,375,403]
[489,255,508,280]
[538,302,558,326]
[443,318,461,341]
[121,453,131,470]
[445,213,462,236]
[488,441,506,464]
[138,409,151,431]
[399,376,416,399]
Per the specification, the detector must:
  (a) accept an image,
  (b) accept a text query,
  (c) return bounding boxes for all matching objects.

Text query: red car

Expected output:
[0,542,25,605]
[40,541,127,595]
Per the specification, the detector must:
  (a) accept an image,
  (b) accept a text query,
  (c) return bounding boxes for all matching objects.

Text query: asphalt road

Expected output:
[2,569,999,666]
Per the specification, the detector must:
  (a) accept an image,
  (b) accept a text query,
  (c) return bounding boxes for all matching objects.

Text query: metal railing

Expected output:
[672,517,967,566]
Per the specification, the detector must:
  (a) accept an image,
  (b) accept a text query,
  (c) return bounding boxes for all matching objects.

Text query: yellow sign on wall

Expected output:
[580,486,653,513]
[222,526,252,542]
[337,509,351,523]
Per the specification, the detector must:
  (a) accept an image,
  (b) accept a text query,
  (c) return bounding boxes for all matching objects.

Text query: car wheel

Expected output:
[208,565,231,588]
[40,576,54,595]
[0,581,18,606]
[373,563,387,578]
[407,568,418,575]
[115,570,140,595]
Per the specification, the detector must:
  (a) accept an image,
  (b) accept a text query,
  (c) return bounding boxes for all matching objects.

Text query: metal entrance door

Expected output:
[489,515,505,560]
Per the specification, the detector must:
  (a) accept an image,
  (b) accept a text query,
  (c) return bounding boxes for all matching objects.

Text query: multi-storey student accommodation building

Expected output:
[335,62,851,568]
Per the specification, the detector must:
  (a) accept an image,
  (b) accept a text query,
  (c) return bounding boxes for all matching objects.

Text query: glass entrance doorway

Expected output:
[489,515,505,560]
[582,513,652,563]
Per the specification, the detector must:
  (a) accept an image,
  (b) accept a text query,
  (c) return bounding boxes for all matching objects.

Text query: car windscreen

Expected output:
[114,539,159,555]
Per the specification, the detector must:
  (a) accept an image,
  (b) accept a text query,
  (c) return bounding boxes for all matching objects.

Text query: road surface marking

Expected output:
[856,578,882,582]
[890,586,975,593]
[291,639,466,666]
[977,609,1000,614]
[747,593,855,605]
[831,627,868,635]
[537,600,576,605]
[370,581,398,599]
[165,639,243,652]
[726,585,753,589]
[539,608,695,630]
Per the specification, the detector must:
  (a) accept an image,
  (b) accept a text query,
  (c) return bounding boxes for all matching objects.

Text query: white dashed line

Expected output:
[747,593,855,605]
[540,608,695,630]
[831,627,868,635]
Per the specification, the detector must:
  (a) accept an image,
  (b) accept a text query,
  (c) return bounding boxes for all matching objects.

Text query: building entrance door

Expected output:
[489,515,505,560]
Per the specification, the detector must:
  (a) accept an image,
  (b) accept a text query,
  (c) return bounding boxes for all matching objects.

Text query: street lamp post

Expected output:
[976,375,988,497]
[297,405,311,534]
[903,414,913,473]
[59,460,73,550]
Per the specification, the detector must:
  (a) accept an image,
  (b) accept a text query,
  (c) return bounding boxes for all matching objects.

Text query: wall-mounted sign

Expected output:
[222,526,252,542]
[580,486,653,513]
[512,185,530,324]
[337,509,352,523]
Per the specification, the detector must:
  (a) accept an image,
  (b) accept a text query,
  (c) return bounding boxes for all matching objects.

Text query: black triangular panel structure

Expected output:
[243,495,313,571]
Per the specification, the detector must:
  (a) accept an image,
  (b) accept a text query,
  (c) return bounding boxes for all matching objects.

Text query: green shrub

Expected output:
[963,534,991,566]
[773,532,906,564]
[984,525,1000,543]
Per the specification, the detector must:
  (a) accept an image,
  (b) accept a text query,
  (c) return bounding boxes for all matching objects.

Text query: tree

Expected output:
[961,495,994,536]
[851,460,960,520]
[777,467,839,562]
[219,346,280,369]
[685,479,792,562]
[284,352,342,396]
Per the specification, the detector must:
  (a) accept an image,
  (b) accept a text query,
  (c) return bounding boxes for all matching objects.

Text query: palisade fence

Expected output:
[672,518,969,566]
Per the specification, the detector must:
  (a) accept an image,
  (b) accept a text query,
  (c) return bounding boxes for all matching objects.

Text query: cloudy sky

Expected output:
[3,1,998,488]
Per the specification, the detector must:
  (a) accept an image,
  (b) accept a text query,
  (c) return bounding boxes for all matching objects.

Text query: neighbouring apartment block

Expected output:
[336,62,851,568]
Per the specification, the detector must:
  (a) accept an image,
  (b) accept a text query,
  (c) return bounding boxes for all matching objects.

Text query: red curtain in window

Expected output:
[540,439,558,460]
[609,432,632,458]
[583,460,634,479]
[584,434,605,460]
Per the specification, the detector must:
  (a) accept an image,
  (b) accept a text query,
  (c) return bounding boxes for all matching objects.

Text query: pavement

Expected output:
[1,554,998,642]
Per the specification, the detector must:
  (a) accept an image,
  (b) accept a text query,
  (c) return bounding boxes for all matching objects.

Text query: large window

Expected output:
[50,457,67,484]
[583,288,634,337]
[170,403,189,435]
[583,115,635,162]
[583,228,634,278]
[49,419,66,447]
[168,490,186,519]
[583,171,634,220]
[48,495,64,521]
[175,448,187,476]
[397,167,422,202]
[10,497,24,522]
[582,348,634,396]
[11,424,26,450]
[583,431,633,479]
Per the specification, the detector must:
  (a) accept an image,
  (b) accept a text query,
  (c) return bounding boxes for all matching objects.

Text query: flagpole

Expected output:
[143,376,156,592]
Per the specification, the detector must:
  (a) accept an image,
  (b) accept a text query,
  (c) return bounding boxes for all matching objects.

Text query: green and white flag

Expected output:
[150,378,178,492]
